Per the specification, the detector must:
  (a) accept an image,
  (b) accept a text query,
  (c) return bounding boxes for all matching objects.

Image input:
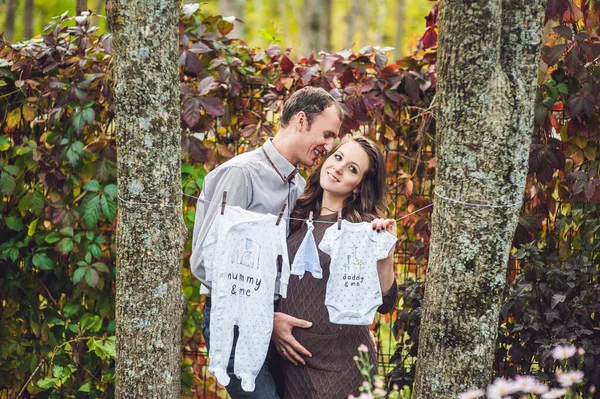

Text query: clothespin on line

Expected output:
[337,209,342,230]
[276,203,287,226]
[221,191,227,215]
[308,211,314,223]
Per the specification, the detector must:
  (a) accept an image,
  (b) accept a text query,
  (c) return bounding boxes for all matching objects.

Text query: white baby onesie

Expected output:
[290,220,323,279]
[203,205,290,392]
[319,220,397,325]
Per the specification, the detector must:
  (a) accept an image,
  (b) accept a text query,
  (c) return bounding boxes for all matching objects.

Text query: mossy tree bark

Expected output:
[112,0,186,398]
[413,0,546,397]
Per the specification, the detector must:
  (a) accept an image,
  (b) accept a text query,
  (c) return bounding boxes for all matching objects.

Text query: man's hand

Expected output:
[272,312,313,366]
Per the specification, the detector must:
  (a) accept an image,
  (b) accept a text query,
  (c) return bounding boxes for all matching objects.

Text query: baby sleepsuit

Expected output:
[290,220,323,279]
[319,220,397,325]
[202,205,290,392]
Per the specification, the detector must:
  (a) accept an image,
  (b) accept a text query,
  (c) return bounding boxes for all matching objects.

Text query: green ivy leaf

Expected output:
[83,180,101,192]
[6,108,21,129]
[28,219,38,236]
[81,194,101,228]
[6,216,24,231]
[63,303,80,318]
[3,165,20,176]
[45,231,61,243]
[92,262,109,273]
[59,227,74,237]
[85,267,99,288]
[103,184,117,198]
[80,313,102,332]
[0,135,11,151]
[73,267,86,284]
[33,253,54,270]
[72,111,85,133]
[82,107,95,124]
[78,381,92,393]
[58,238,74,254]
[66,141,85,166]
[0,172,16,196]
[101,194,117,221]
[37,377,59,389]
[90,243,102,258]
[30,190,45,215]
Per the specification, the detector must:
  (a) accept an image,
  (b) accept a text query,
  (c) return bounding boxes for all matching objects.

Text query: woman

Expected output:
[273,136,398,398]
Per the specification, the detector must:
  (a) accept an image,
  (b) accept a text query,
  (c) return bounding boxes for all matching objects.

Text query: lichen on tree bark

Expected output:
[112,1,186,398]
[413,0,546,398]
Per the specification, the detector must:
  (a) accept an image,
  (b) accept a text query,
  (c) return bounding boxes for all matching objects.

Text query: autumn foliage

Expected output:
[0,0,599,397]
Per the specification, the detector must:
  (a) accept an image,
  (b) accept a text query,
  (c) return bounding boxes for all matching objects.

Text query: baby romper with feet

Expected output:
[200,205,290,392]
[319,220,397,325]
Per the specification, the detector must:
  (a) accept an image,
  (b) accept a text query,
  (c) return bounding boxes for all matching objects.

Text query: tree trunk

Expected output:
[23,0,33,39]
[302,0,331,54]
[77,0,88,15]
[111,0,185,397]
[345,0,359,48]
[218,0,245,38]
[413,0,546,397]
[394,0,405,61]
[3,0,19,42]
[91,0,105,28]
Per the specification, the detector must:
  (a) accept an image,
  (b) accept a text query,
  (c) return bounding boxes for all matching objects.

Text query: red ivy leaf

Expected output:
[565,46,584,75]
[198,76,218,96]
[217,19,234,36]
[199,96,225,116]
[188,41,213,54]
[280,55,294,74]
[183,98,200,128]
[561,1,584,23]
[541,44,567,66]
[420,27,438,50]
[545,0,570,22]
[425,3,438,27]
[553,25,573,40]
[374,52,387,69]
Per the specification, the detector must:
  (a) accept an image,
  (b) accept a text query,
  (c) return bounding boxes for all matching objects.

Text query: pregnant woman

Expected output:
[273,135,398,399]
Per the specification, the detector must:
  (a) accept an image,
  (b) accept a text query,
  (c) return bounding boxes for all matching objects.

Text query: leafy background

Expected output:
[1,0,599,397]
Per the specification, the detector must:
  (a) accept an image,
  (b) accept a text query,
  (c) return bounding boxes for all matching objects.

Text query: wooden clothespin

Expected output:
[220,191,227,215]
[276,203,287,226]
[308,211,314,223]
[337,209,342,230]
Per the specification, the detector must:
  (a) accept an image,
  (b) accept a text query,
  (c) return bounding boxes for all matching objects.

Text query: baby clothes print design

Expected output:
[319,220,397,325]
[203,205,290,392]
[290,220,323,279]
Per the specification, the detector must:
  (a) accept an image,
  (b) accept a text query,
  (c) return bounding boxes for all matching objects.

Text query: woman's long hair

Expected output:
[290,136,388,232]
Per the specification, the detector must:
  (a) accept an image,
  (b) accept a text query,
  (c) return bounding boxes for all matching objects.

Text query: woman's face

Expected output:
[319,140,370,199]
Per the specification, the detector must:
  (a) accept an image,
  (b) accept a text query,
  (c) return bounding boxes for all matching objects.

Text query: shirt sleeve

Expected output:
[377,279,398,314]
[190,166,251,287]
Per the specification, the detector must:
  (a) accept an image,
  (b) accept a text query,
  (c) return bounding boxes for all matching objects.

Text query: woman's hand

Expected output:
[272,312,313,366]
[371,218,398,240]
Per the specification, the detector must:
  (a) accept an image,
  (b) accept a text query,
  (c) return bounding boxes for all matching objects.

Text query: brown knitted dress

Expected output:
[277,212,398,399]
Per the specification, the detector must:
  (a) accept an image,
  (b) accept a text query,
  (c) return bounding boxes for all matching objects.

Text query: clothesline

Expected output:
[182,192,432,224]
[117,188,520,224]
[116,192,433,223]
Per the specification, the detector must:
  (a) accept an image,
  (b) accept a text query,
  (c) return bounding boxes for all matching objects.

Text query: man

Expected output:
[191,86,343,399]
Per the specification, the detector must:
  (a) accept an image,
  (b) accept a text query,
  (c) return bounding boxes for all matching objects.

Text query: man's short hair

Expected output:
[281,86,343,129]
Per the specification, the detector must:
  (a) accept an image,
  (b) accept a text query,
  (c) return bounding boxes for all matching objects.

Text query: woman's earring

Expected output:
[352,192,358,201]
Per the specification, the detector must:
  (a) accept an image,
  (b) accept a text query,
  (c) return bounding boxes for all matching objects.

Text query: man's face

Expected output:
[294,105,341,167]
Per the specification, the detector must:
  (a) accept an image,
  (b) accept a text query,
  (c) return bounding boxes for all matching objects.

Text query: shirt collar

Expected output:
[262,138,298,184]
